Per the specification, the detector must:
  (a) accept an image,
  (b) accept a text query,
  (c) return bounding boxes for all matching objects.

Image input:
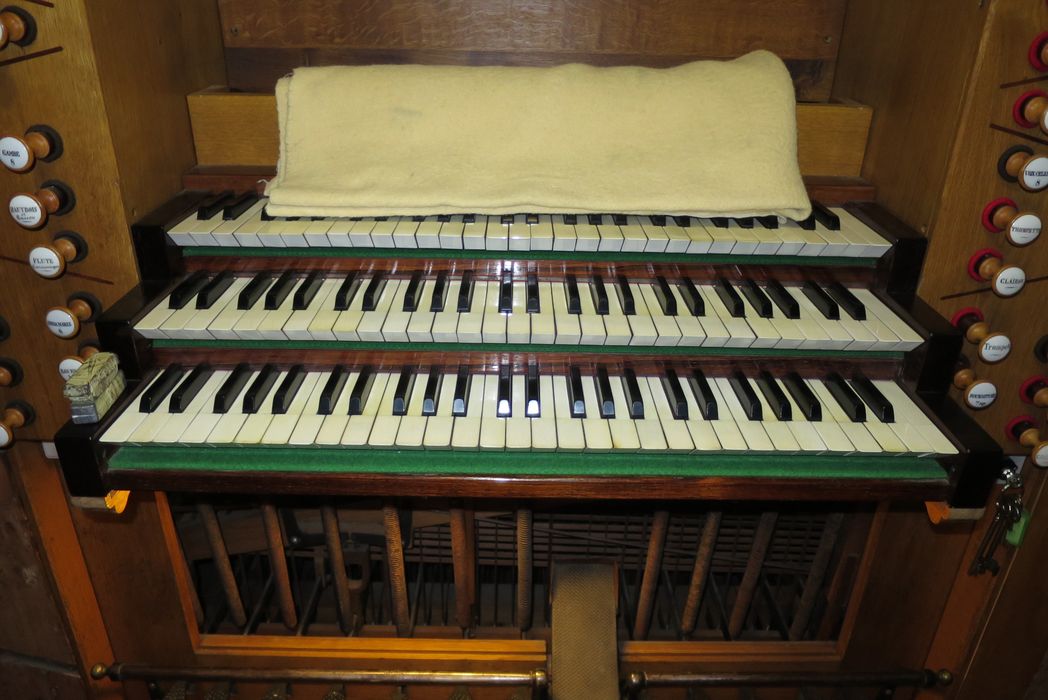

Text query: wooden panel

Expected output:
[217,0,848,101]
[188,90,872,177]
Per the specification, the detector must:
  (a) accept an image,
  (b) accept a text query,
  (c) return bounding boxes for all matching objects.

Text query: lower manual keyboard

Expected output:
[101,363,956,456]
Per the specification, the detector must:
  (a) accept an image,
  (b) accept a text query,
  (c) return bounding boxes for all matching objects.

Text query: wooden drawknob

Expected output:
[0,358,22,387]
[0,401,33,449]
[981,198,1041,247]
[951,307,1011,363]
[46,296,96,339]
[967,248,1025,297]
[1006,416,1048,468]
[999,145,1048,192]
[0,7,33,50]
[1020,376,1048,408]
[59,344,99,381]
[9,181,74,229]
[0,127,60,173]
[29,233,85,279]
[952,368,997,410]
[1014,91,1048,135]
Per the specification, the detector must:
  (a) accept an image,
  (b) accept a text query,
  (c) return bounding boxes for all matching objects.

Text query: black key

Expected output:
[587,214,603,226]
[392,367,415,416]
[824,282,865,320]
[402,271,424,312]
[565,274,582,314]
[649,215,667,226]
[411,215,425,223]
[590,274,609,315]
[462,214,476,224]
[756,371,791,421]
[437,214,452,223]
[500,214,514,225]
[714,278,744,318]
[422,369,441,416]
[169,364,213,413]
[653,276,677,316]
[456,271,475,312]
[168,271,210,310]
[260,207,276,222]
[756,215,779,229]
[679,279,705,316]
[243,364,279,414]
[238,272,273,310]
[782,372,820,421]
[734,217,754,229]
[673,216,691,227]
[348,367,375,416]
[213,363,252,413]
[801,281,838,320]
[452,366,471,417]
[293,271,324,310]
[139,364,185,412]
[264,271,297,310]
[661,369,689,420]
[825,372,865,422]
[563,214,578,225]
[196,190,233,220]
[496,364,512,417]
[739,279,772,318]
[710,217,729,229]
[525,213,539,225]
[811,201,840,230]
[498,270,513,313]
[318,365,349,415]
[429,271,449,312]
[195,271,235,309]
[333,272,360,311]
[728,372,762,421]
[688,369,717,420]
[222,192,258,220]
[568,367,586,418]
[612,214,628,226]
[595,367,615,418]
[615,275,635,315]
[362,271,388,312]
[525,362,541,417]
[272,364,306,414]
[623,368,644,419]
[526,273,540,313]
[764,279,799,319]
[797,208,817,231]
[850,374,894,423]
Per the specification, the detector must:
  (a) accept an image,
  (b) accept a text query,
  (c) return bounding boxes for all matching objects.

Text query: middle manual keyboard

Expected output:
[134,270,922,351]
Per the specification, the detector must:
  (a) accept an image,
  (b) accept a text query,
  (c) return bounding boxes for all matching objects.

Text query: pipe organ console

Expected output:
[2,1,1047,700]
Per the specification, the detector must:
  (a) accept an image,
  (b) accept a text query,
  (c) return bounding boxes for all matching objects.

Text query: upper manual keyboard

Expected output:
[165,195,891,258]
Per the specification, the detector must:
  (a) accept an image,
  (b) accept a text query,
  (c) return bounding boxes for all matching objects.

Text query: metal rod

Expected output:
[196,503,247,627]
[449,508,473,631]
[728,512,777,639]
[383,505,411,636]
[91,664,549,688]
[516,508,533,632]
[789,512,843,641]
[623,669,951,694]
[681,511,721,636]
[261,504,298,629]
[321,505,353,635]
[632,510,669,640]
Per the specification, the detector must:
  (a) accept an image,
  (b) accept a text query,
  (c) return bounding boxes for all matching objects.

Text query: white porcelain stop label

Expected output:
[979,334,1012,363]
[0,136,31,172]
[46,308,78,338]
[28,245,63,278]
[1033,443,1048,468]
[58,357,83,381]
[0,423,12,448]
[964,381,997,409]
[9,194,43,228]
[993,266,1026,297]
[1009,213,1041,246]
[1021,156,1048,191]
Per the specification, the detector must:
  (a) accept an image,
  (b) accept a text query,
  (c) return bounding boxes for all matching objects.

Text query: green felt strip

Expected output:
[108,445,946,481]
[182,246,877,268]
[151,338,901,360]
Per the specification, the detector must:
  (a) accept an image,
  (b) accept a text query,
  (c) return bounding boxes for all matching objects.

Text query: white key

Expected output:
[100,372,170,443]
[752,220,784,255]
[255,279,301,340]
[762,291,808,350]
[634,216,668,253]
[666,284,706,347]
[423,372,456,449]
[456,280,485,343]
[727,220,761,255]
[369,218,398,248]
[580,374,612,451]
[324,217,355,247]
[737,290,779,350]
[479,374,506,450]
[552,282,582,345]
[207,199,266,247]
[451,372,484,449]
[505,375,531,449]
[438,216,465,249]
[604,284,634,345]
[834,208,891,258]
[207,278,259,340]
[778,286,839,351]
[343,372,392,447]
[262,372,323,444]
[842,290,899,350]
[681,218,714,254]
[381,278,414,342]
[638,284,682,347]
[414,216,442,248]
[303,218,335,247]
[508,215,531,251]
[431,278,462,343]
[406,279,436,342]
[230,280,278,340]
[702,218,736,254]
[168,208,219,246]
[255,215,293,248]
[700,286,754,348]
[180,278,251,339]
[135,294,178,339]
[700,378,748,451]
[356,279,401,342]
[553,375,585,451]
[658,218,694,254]
[482,278,508,343]
[160,290,213,338]
[780,379,852,454]
[284,279,339,340]
[714,378,774,452]
[574,216,601,252]
[530,282,556,344]
[807,379,885,454]
[752,380,806,452]
[531,375,559,451]
[529,215,554,251]
[634,377,669,452]
[647,377,694,452]
[625,283,660,346]
[152,371,230,444]
[345,218,377,247]
[851,289,923,351]
[232,370,288,444]
[227,204,269,247]
[394,371,429,449]
[619,217,648,252]
[595,217,624,252]
[462,216,487,250]
[313,370,359,446]
[577,280,607,345]
[605,375,640,451]
[278,217,312,247]
[392,217,421,248]
[774,220,807,256]
[678,375,722,451]
[486,216,510,251]
[795,221,830,257]
[506,281,530,343]
[367,372,405,448]
[552,215,578,252]
[874,381,957,455]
